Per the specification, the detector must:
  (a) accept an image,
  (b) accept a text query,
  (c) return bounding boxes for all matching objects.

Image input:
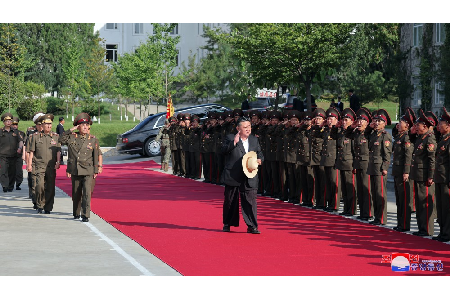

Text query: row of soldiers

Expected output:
[159,105,450,243]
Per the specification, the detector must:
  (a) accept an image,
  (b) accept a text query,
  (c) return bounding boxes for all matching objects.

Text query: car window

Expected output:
[153,114,166,129]
[250,99,270,108]
[133,114,157,131]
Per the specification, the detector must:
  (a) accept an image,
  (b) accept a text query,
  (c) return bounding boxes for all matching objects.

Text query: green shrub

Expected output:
[45,97,66,114]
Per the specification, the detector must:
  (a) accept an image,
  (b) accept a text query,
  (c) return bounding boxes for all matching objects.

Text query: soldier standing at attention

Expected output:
[433,108,450,242]
[155,119,171,172]
[182,114,192,178]
[349,108,373,221]
[298,112,314,207]
[310,108,326,209]
[59,113,100,222]
[0,113,23,193]
[26,114,61,214]
[410,110,437,236]
[11,117,25,190]
[392,108,415,232]
[188,115,202,179]
[284,110,301,204]
[167,116,179,175]
[175,113,185,177]
[266,111,282,199]
[215,112,226,185]
[367,109,392,225]
[277,111,289,202]
[332,108,356,216]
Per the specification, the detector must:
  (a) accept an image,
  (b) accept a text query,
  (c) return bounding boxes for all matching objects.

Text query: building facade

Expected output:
[400,23,447,117]
[95,23,228,75]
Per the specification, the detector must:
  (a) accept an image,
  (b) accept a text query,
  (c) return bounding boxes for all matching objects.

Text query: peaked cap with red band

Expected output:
[400,107,415,128]
[341,108,356,121]
[416,109,435,127]
[373,108,391,125]
[73,113,91,126]
[356,107,372,123]
[326,107,340,120]
[313,108,326,119]
[440,107,450,123]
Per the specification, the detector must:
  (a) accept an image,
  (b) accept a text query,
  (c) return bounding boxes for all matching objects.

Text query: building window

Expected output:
[413,84,422,106]
[436,23,446,44]
[435,82,445,105]
[106,44,118,62]
[413,23,423,47]
[134,23,144,35]
[174,49,180,66]
[106,23,118,30]
[170,24,179,35]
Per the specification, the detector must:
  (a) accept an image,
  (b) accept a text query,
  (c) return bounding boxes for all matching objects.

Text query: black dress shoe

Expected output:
[74,215,80,219]
[326,208,338,212]
[437,237,450,242]
[37,208,43,214]
[344,213,354,216]
[33,204,38,209]
[7,188,13,192]
[413,231,429,236]
[44,210,51,214]
[312,206,324,210]
[247,227,261,234]
[16,185,21,190]
[432,235,441,240]
[339,212,347,216]
[223,225,230,232]
[81,216,89,222]
[3,187,7,193]
[359,217,369,221]
[369,220,381,225]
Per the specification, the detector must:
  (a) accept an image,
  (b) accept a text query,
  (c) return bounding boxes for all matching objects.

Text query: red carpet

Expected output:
[55,161,450,276]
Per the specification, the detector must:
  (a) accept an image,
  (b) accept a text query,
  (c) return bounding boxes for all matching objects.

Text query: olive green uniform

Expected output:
[14,130,25,189]
[155,125,171,167]
[168,125,179,175]
[434,133,450,240]
[320,126,340,211]
[59,130,99,218]
[175,125,186,176]
[27,131,61,212]
[283,126,299,203]
[310,125,326,208]
[0,127,23,191]
[188,125,202,179]
[298,125,314,206]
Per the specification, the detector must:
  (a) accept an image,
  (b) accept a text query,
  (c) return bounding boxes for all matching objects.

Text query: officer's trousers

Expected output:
[394,176,413,230]
[189,151,202,179]
[171,149,179,175]
[271,161,281,198]
[202,152,210,182]
[324,166,340,210]
[356,168,373,218]
[15,155,23,187]
[35,169,56,211]
[299,164,314,205]
[0,156,16,190]
[370,174,388,224]
[341,170,356,215]
[414,181,435,236]
[312,165,325,207]
[263,160,272,195]
[435,183,450,240]
[72,175,93,218]
[285,162,298,202]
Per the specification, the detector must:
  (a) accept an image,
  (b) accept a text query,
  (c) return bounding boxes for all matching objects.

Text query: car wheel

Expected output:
[144,139,161,157]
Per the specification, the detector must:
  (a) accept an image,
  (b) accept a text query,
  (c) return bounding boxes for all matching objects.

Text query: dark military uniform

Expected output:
[333,108,356,216]
[434,130,450,241]
[168,117,179,175]
[367,109,392,225]
[188,115,202,179]
[0,113,24,192]
[276,122,287,201]
[214,113,226,184]
[175,113,186,176]
[201,116,215,183]
[27,114,61,213]
[321,107,341,212]
[310,108,326,209]
[298,112,314,206]
[266,112,282,198]
[410,111,437,236]
[155,122,171,172]
[392,109,414,232]
[349,108,373,220]
[182,114,192,178]
[59,113,100,222]
[283,111,301,203]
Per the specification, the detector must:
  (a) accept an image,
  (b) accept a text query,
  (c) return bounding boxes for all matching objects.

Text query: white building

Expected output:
[95,23,228,74]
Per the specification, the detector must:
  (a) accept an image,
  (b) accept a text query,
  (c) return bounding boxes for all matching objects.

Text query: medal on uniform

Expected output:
[440,146,446,151]
[427,144,435,151]
[87,143,93,150]
[405,142,410,147]
[374,141,379,146]
[51,139,56,145]
[418,143,423,149]
[385,140,390,147]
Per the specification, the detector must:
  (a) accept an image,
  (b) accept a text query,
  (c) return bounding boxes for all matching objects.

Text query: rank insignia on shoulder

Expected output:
[427,144,435,151]
[385,140,390,147]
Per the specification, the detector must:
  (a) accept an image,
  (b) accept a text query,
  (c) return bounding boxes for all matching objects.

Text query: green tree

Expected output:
[15,81,46,120]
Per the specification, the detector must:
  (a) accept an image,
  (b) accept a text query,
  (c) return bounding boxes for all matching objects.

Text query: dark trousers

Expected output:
[263,160,273,195]
[394,176,413,230]
[279,161,288,201]
[216,153,225,184]
[202,153,210,182]
[341,170,356,215]
[435,183,450,239]
[371,175,388,224]
[286,162,298,202]
[171,150,179,175]
[356,168,372,218]
[72,175,93,218]
[312,165,326,207]
[299,164,314,205]
[35,169,56,211]
[15,155,23,186]
[324,166,340,210]
[184,150,192,177]
[414,181,435,235]
[271,161,281,198]
[210,152,218,184]
[189,151,202,179]
[178,149,186,176]
[223,183,258,229]
[0,156,16,190]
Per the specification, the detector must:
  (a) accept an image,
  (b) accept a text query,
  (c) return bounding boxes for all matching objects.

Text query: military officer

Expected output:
[167,116,178,175]
[410,110,437,236]
[432,108,450,242]
[310,108,326,209]
[321,107,341,212]
[392,108,415,232]
[59,113,100,222]
[277,111,289,202]
[26,114,61,214]
[155,119,171,172]
[298,112,314,207]
[266,111,282,198]
[215,112,226,185]
[11,117,25,190]
[188,115,202,179]
[25,113,45,207]
[206,112,218,183]
[175,113,186,177]
[0,113,24,192]
[332,108,356,216]
[284,110,301,204]
[367,109,392,225]
[182,114,192,178]
[349,108,374,221]
[257,111,270,196]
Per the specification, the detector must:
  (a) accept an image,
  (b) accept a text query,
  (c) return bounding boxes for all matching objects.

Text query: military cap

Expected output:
[341,108,356,121]
[176,113,184,120]
[282,110,290,119]
[260,111,268,120]
[12,116,20,124]
[313,108,326,119]
[440,107,450,124]
[33,112,45,124]
[356,107,372,123]
[400,107,414,128]
[269,110,282,120]
[207,111,217,119]
[425,111,438,127]
[373,109,391,125]
[248,110,260,118]
[289,110,301,120]
[232,108,244,117]
[41,114,54,124]
[191,114,200,122]
[416,109,435,127]
[1,112,13,122]
[223,111,233,119]
[168,116,177,122]
[326,107,340,120]
[73,112,91,126]
[303,111,313,120]
[216,112,225,120]
[243,111,250,118]
[183,113,191,121]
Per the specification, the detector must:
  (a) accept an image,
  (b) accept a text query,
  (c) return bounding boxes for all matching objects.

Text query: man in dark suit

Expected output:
[336,96,344,112]
[56,117,65,165]
[241,94,251,110]
[221,117,264,234]
[348,89,360,113]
